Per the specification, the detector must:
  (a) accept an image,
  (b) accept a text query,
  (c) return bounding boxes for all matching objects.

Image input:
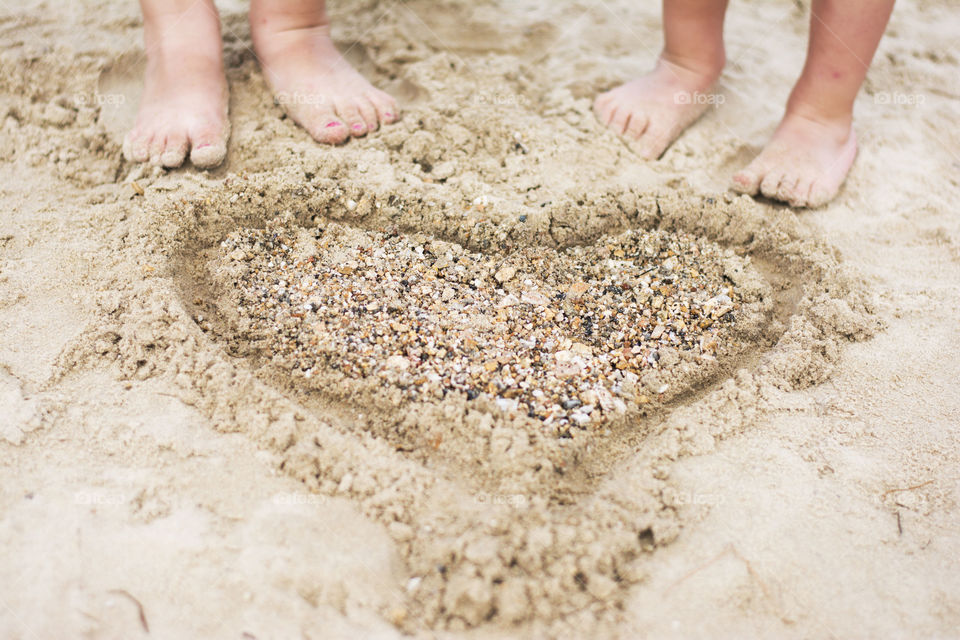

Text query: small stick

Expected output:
[664,543,769,600]
[881,480,933,499]
[664,546,732,594]
[108,589,149,633]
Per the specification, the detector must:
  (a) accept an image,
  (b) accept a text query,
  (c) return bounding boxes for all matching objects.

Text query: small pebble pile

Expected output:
[215,220,744,434]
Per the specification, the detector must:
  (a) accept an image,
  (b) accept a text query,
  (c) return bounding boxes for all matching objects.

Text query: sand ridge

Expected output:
[97,160,874,631]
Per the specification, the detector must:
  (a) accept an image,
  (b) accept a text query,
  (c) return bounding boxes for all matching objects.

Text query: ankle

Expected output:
[657,51,724,88]
[784,78,856,131]
[250,0,330,38]
[782,102,854,140]
[144,19,222,69]
[144,38,223,77]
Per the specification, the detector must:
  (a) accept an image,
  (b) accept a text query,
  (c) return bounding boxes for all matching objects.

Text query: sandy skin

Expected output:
[123,0,398,169]
[595,0,896,208]
[122,0,229,168]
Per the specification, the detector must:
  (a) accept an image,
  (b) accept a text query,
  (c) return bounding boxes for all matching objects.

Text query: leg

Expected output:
[732,0,895,207]
[594,0,729,159]
[123,0,230,169]
[249,0,398,145]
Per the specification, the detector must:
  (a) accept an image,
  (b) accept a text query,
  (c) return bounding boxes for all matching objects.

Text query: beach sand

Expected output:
[1,0,959,637]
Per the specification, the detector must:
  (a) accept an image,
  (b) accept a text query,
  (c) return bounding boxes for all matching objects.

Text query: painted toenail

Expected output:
[195,143,212,149]
[327,122,343,128]
[352,124,364,131]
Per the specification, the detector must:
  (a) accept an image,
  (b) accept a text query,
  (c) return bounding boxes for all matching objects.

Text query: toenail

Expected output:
[352,124,364,131]
[195,143,212,149]
[327,122,343,128]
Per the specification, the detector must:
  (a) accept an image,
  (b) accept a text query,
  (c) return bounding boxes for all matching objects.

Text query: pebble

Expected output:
[499,294,520,307]
[386,355,410,370]
[494,266,517,283]
[521,290,550,306]
[570,413,590,426]
[215,219,746,433]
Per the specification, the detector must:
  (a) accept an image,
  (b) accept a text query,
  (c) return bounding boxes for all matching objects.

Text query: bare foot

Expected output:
[250,3,397,145]
[123,1,229,169]
[732,112,857,208]
[594,57,722,160]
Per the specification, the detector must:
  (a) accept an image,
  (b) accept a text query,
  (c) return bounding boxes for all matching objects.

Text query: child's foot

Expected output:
[250,5,398,145]
[123,1,229,169]
[731,112,857,208]
[594,57,722,160]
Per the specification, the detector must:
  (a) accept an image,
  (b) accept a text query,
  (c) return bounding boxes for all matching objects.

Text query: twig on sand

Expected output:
[881,479,933,499]
[108,589,149,633]
[664,543,771,601]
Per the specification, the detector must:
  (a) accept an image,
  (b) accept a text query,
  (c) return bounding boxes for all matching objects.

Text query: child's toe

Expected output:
[787,179,814,208]
[306,109,350,145]
[366,91,398,125]
[807,181,836,209]
[334,101,368,137]
[625,112,649,140]
[731,156,768,194]
[161,132,189,168]
[125,130,152,163]
[593,91,614,114]
[776,175,800,205]
[356,97,380,132]
[186,118,228,168]
[148,135,168,165]
[759,170,786,199]
[609,108,631,135]
[366,89,399,124]
[189,135,227,169]
[635,123,672,160]
[597,103,617,128]
[731,171,757,194]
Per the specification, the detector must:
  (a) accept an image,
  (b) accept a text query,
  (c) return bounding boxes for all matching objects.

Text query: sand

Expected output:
[1,0,959,638]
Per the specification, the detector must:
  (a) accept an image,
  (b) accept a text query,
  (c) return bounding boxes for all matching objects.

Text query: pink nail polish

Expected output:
[352,124,364,131]
[195,143,212,149]
[327,121,342,128]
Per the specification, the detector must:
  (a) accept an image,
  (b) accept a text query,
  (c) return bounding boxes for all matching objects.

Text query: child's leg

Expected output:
[594,0,729,160]
[732,0,895,207]
[123,0,230,168]
[249,0,398,145]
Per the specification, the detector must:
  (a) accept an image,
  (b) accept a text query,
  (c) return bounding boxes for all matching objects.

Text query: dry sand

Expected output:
[1,0,959,638]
